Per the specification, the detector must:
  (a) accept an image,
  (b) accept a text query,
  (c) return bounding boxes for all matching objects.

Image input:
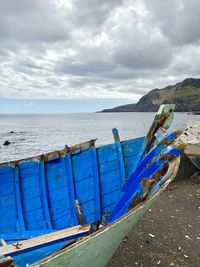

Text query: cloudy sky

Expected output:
[0,0,199,113]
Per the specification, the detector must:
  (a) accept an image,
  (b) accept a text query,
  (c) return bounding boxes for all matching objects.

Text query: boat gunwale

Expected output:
[0,135,145,168]
[0,139,98,167]
[33,156,180,267]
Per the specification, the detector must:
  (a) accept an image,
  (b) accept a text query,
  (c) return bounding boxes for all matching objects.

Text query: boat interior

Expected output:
[0,132,145,244]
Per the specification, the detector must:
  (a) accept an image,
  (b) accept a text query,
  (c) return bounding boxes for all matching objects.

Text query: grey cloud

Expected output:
[144,0,200,45]
[45,77,61,87]
[14,65,37,75]
[171,1,200,45]
[0,0,70,50]
[55,59,116,76]
[113,38,172,70]
[17,58,44,70]
[0,0,199,101]
[108,5,173,70]
[71,0,124,29]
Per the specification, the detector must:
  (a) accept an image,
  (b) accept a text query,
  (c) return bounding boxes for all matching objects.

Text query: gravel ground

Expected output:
[107,178,200,267]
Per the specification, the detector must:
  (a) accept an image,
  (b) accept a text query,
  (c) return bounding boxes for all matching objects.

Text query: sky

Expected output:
[0,0,199,113]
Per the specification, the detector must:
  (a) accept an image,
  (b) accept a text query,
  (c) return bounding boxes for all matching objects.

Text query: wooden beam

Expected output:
[14,166,25,231]
[91,147,101,221]
[140,104,175,160]
[0,225,90,257]
[112,128,126,186]
[39,160,52,229]
[64,154,79,225]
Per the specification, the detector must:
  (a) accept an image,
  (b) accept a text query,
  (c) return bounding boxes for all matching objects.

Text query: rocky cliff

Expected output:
[101,78,200,112]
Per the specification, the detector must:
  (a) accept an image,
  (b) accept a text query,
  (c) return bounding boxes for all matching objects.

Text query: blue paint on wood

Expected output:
[106,133,182,223]
[71,147,101,223]
[124,132,178,191]
[97,143,123,215]
[39,161,52,229]
[121,137,145,180]
[45,158,76,229]
[112,128,126,187]
[99,160,119,174]
[0,135,146,235]
[124,144,165,191]
[19,161,45,231]
[91,147,101,221]
[0,165,18,233]
[97,144,118,164]
[64,154,78,225]
[121,137,145,157]
[0,131,163,265]
[106,159,167,223]
[14,167,26,232]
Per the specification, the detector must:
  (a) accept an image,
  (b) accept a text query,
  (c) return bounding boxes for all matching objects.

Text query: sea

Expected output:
[0,112,199,163]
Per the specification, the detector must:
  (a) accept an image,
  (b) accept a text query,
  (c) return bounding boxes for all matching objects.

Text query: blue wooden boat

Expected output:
[0,105,188,267]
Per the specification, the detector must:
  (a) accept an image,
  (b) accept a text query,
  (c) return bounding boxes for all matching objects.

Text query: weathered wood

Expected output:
[39,160,52,229]
[112,128,126,185]
[64,154,79,225]
[14,166,26,231]
[33,158,180,267]
[141,104,175,158]
[175,121,200,169]
[0,225,90,256]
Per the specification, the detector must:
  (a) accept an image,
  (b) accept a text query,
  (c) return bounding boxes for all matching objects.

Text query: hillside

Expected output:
[100,78,200,112]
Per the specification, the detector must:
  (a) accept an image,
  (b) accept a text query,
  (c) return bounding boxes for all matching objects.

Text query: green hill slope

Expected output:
[101,78,200,112]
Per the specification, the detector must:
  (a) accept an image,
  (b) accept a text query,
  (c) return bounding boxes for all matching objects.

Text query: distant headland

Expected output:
[99,78,200,112]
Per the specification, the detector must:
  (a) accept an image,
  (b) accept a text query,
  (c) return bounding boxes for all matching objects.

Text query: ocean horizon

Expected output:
[0,112,200,163]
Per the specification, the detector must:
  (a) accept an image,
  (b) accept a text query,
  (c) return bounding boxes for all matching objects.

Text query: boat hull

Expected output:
[37,195,157,267]
[35,158,180,267]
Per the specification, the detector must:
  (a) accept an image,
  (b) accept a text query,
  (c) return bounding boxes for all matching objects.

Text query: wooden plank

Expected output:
[99,169,120,184]
[19,161,46,231]
[90,147,101,221]
[64,154,78,225]
[45,158,75,229]
[39,161,52,229]
[14,166,25,231]
[112,128,126,186]
[124,155,140,176]
[72,150,93,172]
[100,178,121,195]
[97,144,118,164]
[99,160,119,174]
[140,104,175,159]
[121,137,145,157]
[72,147,100,224]
[72,166,94,182]
[0,225,90,257]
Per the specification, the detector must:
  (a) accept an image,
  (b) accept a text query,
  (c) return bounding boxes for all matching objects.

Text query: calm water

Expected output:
[0,112,199,163]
